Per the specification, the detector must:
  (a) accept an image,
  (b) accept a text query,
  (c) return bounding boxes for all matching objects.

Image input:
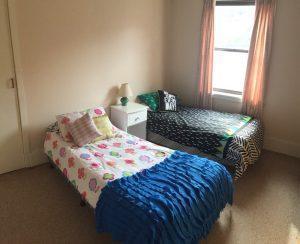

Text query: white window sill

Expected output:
[212,91,242,103]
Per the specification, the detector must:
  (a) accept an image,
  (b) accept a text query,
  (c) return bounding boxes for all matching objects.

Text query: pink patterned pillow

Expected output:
[56,107,106,142]
[67,113,101,147]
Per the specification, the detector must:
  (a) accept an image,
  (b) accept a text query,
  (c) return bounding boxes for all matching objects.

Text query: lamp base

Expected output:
[120,97,129,106]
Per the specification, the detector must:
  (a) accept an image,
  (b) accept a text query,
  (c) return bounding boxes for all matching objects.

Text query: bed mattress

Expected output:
[44,129,173,208]
[44,123,233,243]
[147,106,263,178]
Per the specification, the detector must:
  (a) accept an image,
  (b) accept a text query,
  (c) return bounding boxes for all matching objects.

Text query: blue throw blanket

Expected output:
[95,151,233,244]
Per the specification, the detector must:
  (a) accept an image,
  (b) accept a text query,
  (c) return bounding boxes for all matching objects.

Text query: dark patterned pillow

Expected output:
[137,92,159,111]
[46,122,60,134]
[158,90,177,112]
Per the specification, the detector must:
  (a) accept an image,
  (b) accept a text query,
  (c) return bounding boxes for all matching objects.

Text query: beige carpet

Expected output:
[0,150,299,244]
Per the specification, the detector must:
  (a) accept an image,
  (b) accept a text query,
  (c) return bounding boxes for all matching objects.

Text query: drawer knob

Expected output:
[135,117,140,121]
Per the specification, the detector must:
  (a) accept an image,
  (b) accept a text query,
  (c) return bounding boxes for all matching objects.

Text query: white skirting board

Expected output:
[264,137,300,159]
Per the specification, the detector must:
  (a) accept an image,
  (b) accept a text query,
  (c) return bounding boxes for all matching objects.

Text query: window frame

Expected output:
[213,0,255,96]
[216,0,255,6]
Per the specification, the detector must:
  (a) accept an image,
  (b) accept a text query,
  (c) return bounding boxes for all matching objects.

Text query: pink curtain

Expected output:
[197,0,215,109]
[242,0,277,119]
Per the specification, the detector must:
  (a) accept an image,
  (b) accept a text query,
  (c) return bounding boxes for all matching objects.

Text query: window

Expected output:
[213,1,255,95]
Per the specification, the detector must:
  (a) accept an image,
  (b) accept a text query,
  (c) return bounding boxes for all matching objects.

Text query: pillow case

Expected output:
[68,113,101,147]
[158,90,177,112]
[137,92,159,111]
[56,107,106,142]
[93,115,115,141]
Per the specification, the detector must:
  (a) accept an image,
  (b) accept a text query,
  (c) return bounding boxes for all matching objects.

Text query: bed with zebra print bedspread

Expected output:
[147,106,263,178]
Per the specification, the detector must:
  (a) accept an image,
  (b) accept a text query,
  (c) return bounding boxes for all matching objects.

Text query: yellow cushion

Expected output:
[92,115,114,141]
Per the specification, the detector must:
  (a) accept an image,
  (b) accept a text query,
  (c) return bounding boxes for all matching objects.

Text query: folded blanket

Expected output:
[95,151,233,244]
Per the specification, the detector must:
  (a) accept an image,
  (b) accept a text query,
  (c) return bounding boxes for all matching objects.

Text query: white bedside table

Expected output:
[110,102,148,139]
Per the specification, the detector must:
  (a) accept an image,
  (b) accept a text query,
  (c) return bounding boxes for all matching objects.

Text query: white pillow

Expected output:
[56,107,106,142]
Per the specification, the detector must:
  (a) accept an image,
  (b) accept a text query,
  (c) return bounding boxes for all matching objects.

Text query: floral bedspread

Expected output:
[44,130,173,208]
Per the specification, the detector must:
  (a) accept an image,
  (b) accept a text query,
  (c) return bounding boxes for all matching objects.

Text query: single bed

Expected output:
[44,122,233,243]
[44,126,174,208]
[147,105,264,178]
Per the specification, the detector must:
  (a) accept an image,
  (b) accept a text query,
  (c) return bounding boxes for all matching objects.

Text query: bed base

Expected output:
[47,156,92,209]
[147,131,236,178]
[47,155,232,233]
[48,154,233,212]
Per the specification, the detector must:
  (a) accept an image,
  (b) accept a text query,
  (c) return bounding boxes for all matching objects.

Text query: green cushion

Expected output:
[137,92,159,111]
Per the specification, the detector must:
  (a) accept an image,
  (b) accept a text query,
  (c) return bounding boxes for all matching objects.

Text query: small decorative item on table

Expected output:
[118,82,133,106]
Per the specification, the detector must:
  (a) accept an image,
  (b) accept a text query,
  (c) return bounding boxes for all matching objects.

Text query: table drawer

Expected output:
[127,110,147,126]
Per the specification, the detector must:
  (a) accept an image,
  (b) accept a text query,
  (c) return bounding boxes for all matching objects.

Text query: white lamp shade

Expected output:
[118,83,133,97]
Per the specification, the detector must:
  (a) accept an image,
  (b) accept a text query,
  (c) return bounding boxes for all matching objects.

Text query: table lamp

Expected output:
[118,82,133,106]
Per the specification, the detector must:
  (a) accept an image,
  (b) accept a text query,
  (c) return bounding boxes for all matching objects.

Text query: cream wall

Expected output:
[166,0,300,157]
[263,0,300,157]
[166,0,203,105]
[10,0,300,166]
[12,0,168,165]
